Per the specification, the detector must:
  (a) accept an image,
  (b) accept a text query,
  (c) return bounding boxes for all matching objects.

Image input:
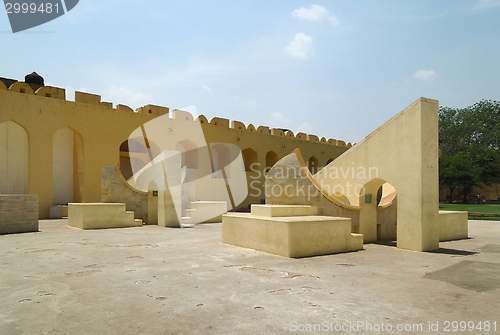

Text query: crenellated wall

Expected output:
[0,78,352,217]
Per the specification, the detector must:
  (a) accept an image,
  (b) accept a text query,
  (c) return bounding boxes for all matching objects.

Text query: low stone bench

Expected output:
[439,210,468,241]
[68,203,142,230]
[222,205,363,258]
[0,195,38,234]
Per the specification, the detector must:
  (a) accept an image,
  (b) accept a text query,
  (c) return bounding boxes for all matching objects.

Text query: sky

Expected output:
[1,0,500,142]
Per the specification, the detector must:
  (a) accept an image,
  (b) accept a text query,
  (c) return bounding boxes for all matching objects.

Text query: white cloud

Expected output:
[285,33,313,59]
[475,0,500,9]
[107,85,153,108]
[291,4,339,27]
[202,85,212,93]
[297,122,313,133]
[413,70,437,80]
[270,112,290,125]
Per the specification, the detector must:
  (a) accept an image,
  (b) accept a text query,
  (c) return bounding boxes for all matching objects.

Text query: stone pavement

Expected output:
[0,220,499,334]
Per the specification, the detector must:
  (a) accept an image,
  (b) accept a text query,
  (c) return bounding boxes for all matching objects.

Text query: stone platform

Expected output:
[222,205,363,258]
[68,203,142,230]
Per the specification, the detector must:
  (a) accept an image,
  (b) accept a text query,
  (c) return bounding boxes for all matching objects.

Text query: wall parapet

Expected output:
[0,79,351,147]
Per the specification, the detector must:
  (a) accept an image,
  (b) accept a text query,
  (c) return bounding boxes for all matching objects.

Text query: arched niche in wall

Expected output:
[52,127,84,204]
[0,120,29,194]
[307,156,319,175]
[266,151,279,172]
[211,143,232,178]
[176,139,198,169]
[242,148,258,172]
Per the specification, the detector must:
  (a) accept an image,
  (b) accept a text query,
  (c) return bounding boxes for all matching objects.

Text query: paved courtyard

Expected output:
[0,219,499,334]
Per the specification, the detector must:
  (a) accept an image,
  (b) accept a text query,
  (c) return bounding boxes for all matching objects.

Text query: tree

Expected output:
[439,100,500,155]
[439,100,500,202]
[439,153,482,203]
[472,146,500,187]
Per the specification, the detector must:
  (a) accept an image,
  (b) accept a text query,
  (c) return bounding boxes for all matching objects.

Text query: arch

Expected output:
[8,82,34,94]
[176,139,198,169]
[119,137,158,181]
[242,148,258,171]
[266,151,279,171]
[35,86,66,100]
[52,127,84,205]
[320,137,327,143]
[211,143,232,178]
[246,124,256,132]
[0,120,29,194]
[307,156,319,174]
[378,182,397,207]
[0,80,7,90]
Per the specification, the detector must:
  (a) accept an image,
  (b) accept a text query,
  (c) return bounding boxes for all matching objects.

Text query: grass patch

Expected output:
[439,203,500,221]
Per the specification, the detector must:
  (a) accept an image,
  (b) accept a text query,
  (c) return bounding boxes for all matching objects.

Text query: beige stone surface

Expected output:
[68,203,142,230]
[250,204,318,217]
[0,194,38,234]
[439,210,469,241]
[222,208,362,258]
[0,219,498,334]
[183,201,228,225]
[101,166,148,221]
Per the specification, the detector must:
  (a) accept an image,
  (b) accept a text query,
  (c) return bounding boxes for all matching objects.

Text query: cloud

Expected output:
[413,70,437,80]
[270,112,290,125]
[202,85,212,93]
[285,33,313,59]
[475,0,500,9]
[107,85,153,108]
[291,4,339,27]
[297,122,313,133]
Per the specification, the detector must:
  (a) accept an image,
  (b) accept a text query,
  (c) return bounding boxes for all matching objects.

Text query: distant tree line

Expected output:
[439,100,500,203]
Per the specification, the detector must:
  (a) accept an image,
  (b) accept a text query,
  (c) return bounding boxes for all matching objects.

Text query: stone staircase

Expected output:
[181,201,228,226]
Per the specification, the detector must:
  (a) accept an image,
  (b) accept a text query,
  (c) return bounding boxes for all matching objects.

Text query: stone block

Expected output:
[68,203,142,230]
[439,211,468,241]
[222,210,363,258]
[0,195,38,234]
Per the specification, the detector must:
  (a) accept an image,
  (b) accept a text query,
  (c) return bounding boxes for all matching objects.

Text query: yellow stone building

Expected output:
[0,73,352,219]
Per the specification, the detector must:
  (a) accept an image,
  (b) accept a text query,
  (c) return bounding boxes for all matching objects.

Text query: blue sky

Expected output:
[1,0,500,142]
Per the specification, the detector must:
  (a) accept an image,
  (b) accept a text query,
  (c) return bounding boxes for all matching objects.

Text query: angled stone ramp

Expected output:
[266,98,441,252]
[313,98,440,251]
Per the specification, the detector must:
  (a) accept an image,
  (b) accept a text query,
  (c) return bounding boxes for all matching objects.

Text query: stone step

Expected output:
[250,204,318,217]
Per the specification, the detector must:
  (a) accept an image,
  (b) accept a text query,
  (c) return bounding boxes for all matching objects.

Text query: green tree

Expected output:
[439,100,500,155]
[439,100,500,202]
[439,153,482,203]
[472,146,500,187]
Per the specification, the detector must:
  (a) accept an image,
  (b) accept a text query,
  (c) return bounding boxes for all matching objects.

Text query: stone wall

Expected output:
[101,166,148,221]
[0,195,38,234]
